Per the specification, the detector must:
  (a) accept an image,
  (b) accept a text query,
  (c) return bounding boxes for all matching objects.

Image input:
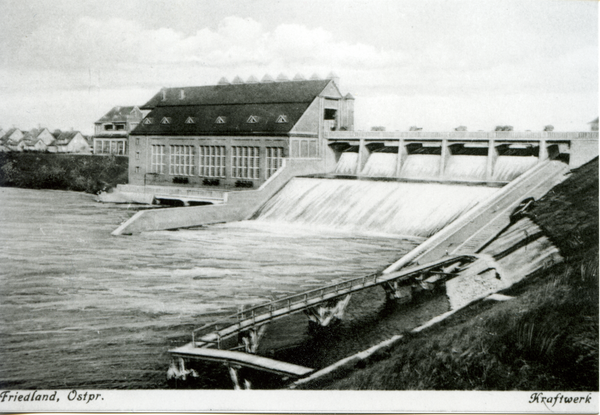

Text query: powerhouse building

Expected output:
[129,75,355,189]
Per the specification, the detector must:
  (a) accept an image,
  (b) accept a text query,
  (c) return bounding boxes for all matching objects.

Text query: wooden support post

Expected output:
[304,294,352,327]
[239,324,268,354]
[226,363,250,390]
[382,281,413,303]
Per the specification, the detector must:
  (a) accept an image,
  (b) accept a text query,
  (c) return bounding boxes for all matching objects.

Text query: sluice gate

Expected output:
[326,130,597,180]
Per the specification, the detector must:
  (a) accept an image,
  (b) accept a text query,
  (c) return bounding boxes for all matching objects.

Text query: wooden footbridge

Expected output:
[168,254,477,387]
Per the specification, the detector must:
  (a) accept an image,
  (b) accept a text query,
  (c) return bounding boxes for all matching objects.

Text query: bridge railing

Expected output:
[191,272,380,343]
[190,255,475,346]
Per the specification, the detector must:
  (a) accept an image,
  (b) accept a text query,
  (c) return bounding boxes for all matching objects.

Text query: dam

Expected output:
[110,129,597,388]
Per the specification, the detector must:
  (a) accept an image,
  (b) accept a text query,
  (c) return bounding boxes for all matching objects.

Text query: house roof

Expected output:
[140,79,333,110]
[134,79,334,136]
[589,117,599,124]
[0,128,19,142]
[54,131,81,145]
[131,102,312,136]
[96,106,140,123]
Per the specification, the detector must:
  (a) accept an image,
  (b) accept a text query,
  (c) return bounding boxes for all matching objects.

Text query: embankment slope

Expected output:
[302,157,598,391]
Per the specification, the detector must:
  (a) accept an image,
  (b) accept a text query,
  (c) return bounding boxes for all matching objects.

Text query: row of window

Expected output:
[103,124,126,131]
[149,145,284,180]
[143,115,288,125]
[94,139,126,155]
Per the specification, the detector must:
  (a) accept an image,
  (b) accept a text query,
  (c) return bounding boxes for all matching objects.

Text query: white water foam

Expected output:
[492,156,538,181]
[361,153,398,177]
[253,178,499,238]
[399,154,441,179]
[444,155,488,181]
[334,152,359,175]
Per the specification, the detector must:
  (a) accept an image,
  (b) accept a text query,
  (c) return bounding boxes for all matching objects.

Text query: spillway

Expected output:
[444,155,487,181]
[492,156,538,181]
[334,153,359,175]
[252,177,499,238]
[361,153,398,177]
[399,155,441,179]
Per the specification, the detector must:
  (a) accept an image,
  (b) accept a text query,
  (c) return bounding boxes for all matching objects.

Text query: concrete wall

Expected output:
[113,158,324,235]
[569,138,599,168]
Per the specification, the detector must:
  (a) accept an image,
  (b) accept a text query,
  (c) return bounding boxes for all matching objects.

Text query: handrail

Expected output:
[190,255,475,345]
[325,131,598,140]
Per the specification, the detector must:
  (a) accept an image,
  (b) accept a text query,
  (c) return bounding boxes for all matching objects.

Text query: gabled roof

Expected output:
[132,103,312,136]
[54,131,82,145]
[96,106,140,123]
[589,117,598,124]
[134,79,337,136]
[140,79,333,110]
[0,128,20,142]
[21,131,42,145]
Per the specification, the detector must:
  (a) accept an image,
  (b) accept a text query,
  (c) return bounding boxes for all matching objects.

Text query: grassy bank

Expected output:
[0,153,128,194]
[302,158,598,391]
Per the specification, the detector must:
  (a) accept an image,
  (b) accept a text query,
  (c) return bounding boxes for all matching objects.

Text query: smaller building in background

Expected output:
[48,131,91,153]
[93,106,144,155]
[589,117,598,132]
[22,128,56,152]
[0,128,24,151]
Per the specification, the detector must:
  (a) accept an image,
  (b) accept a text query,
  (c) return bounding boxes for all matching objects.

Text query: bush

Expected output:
[235,180,254,188]
[0,153,128,193]
[202,178,220,186]
[172,176,189,184]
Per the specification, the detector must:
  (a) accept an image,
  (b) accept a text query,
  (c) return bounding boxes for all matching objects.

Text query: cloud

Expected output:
[12,15,403,72]
[1,8,596,134]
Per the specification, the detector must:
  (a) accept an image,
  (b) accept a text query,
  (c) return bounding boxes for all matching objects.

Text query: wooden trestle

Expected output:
[168,254,476,386]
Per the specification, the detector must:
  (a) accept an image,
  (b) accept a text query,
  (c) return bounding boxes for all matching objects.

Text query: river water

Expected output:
[0,187,436,389]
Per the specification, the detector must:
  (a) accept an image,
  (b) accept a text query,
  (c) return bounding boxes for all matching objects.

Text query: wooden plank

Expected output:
[170,344,314,377]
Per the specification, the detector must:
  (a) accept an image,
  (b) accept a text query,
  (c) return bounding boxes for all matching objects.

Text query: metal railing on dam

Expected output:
[326,130,598,140]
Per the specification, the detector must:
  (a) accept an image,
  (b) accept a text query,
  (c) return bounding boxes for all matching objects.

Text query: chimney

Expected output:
[161,88,167,101]
[341,93,355,131]
[179,90,185,100]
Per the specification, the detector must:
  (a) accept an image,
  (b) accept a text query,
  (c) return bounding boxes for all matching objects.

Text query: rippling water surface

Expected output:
[0,187,424,389]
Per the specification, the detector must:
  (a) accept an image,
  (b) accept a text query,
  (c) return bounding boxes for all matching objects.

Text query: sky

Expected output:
[0,0,597,135]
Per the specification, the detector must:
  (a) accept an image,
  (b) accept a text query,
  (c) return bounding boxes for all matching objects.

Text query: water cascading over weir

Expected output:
[251,178,498,238]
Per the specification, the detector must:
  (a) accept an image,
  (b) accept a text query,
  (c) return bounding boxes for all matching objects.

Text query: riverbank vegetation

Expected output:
[0,153,128,194]
[304,157,598,391]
